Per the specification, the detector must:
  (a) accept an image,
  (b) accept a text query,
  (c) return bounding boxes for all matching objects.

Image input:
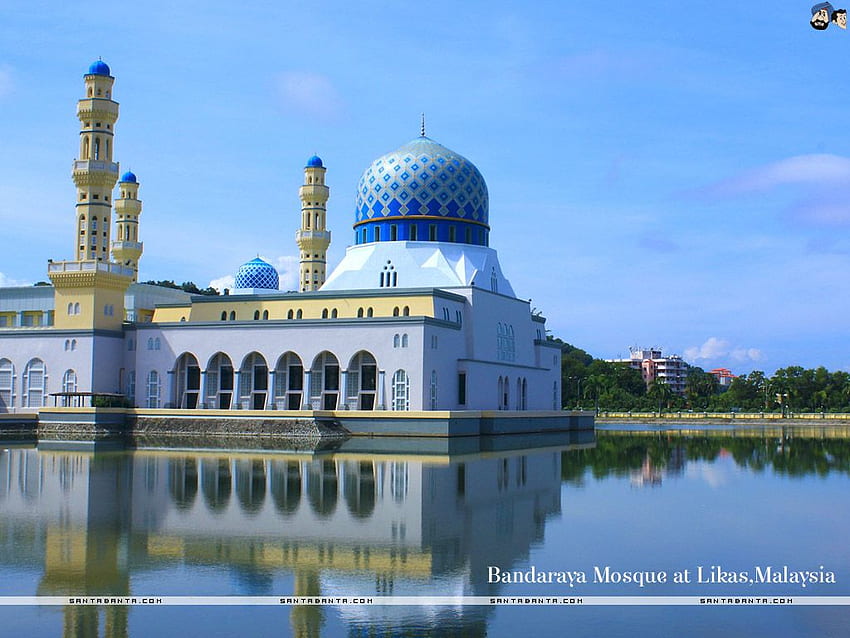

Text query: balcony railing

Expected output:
[48,260,134,277]
[73,160,119,174]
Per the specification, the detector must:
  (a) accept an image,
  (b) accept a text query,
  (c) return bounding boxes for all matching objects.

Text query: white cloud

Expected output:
[710,154,850,196]
[0,65,13,100]
[685,337,763,364]
[274,71,343,121]
[208,275,235,293]
[0,272,30,287]
[274,255,299,292]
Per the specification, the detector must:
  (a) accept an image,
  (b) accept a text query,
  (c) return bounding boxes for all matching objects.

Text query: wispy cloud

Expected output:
[273,71,343,122]
[685,337,764,364]
[0,272,30,287]
[704,154,850,197]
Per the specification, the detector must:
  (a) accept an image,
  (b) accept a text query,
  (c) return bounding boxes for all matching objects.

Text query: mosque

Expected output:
[0,61,566,428]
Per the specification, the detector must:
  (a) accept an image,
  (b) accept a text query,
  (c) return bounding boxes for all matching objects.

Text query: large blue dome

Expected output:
[234,257,279,291]
[87,60,111,76]
[120,170,137,183]
[306,155,323,168]
[353,136,490,246]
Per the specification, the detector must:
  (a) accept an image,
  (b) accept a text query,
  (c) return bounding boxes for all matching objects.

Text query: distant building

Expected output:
[709,368,736,388]
[607,347,688,396]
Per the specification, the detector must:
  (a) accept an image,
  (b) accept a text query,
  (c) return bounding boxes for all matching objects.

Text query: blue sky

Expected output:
[1,1,849,375]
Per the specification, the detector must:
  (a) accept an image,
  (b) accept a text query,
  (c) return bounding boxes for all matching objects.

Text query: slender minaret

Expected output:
[48,60,133,332]
[73,59,119,262]
[111,171,144,281]
[296,155,331,292]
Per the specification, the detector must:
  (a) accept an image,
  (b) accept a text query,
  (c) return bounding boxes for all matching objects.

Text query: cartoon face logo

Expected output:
[812,8,831,29]
[833,8,847,28]
[811,1,834,29]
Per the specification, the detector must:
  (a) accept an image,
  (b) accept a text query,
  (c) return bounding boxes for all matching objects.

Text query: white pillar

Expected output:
[200,370,208,409]
[340,370,348,410]
[166,370,175,408]
[377,370,386,410]
[232,370,241,409]
[302,370,312,410]
[267,370,276,409]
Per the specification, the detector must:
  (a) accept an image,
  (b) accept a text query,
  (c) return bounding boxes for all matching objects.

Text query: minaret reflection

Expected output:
[0,438,575,638]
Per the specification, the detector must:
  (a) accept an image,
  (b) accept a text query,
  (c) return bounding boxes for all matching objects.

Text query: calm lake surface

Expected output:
[1,425,849,637]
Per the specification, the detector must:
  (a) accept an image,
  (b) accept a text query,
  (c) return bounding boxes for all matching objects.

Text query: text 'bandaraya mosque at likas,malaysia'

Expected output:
[0,61,568,430]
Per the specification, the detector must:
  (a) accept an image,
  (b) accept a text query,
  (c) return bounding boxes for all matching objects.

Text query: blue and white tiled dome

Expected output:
[353,136,490,246]
[234,257,279,291]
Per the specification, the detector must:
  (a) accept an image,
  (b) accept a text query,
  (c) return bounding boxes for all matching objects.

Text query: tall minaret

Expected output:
[73,59,119,262]
[49,60,133,333]
[111,170,144,281]
[296,155,331,292]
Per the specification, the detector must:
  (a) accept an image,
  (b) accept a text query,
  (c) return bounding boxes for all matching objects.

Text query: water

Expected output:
[1,426,849,637]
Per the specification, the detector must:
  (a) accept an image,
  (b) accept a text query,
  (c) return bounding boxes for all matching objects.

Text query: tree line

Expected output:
[556,339,850,413]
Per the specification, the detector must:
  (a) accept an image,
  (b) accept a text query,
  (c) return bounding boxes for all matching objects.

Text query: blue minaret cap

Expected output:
[87,60,111,76]
[120,170,137,183]
[306,155,323,168]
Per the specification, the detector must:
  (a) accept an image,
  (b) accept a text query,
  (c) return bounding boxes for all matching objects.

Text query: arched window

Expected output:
[392,370,410,411]
[254,310,260,320]
[331,309,338,318]
[367,307,374,318]
[64,340,70,351]
[23,358,46,408]
[401,334,408,348]
[262,310,269,320]
[74,302,80,315]
[393,334,400,348]
[147,371,160,408]
[357,308,364,318]
[287,309,294,320]
[94,137,101,160]
[403,306,410,316]
[62,370,77,406]
[322,308,329,319]
[0,359,15,411]
[67,303,73,315]
[147,337,154,350]
[490,268,498,293]
[393,307,399,316]
[221,311,227,321]
[229,311,236,321]
[154,338,161,351]
[296,309,303,319]
[71,339,77,351]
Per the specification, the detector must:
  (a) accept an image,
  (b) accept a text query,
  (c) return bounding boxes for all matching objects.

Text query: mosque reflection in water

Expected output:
[0,438,576,637]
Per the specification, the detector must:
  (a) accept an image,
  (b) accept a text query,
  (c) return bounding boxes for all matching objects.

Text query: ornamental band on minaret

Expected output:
[296,155,331,292]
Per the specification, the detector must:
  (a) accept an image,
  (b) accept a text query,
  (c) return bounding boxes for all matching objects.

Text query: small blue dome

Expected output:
[306,155,323,168]
[120,171,137,183]
[234,257,279,291]
[87,60,111,76]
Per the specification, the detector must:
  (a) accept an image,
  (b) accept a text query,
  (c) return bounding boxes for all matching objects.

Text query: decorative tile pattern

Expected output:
[235,258,279,290]
[355,137,489,226]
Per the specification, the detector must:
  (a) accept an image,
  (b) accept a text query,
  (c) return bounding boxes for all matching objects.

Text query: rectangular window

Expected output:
[374,227,381,241]
[465,227,472,243]
[449,226,456,242]
[390,224,398,241]
[458,373,467,405]
[429,224,437,241]
[409,225,418,241]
